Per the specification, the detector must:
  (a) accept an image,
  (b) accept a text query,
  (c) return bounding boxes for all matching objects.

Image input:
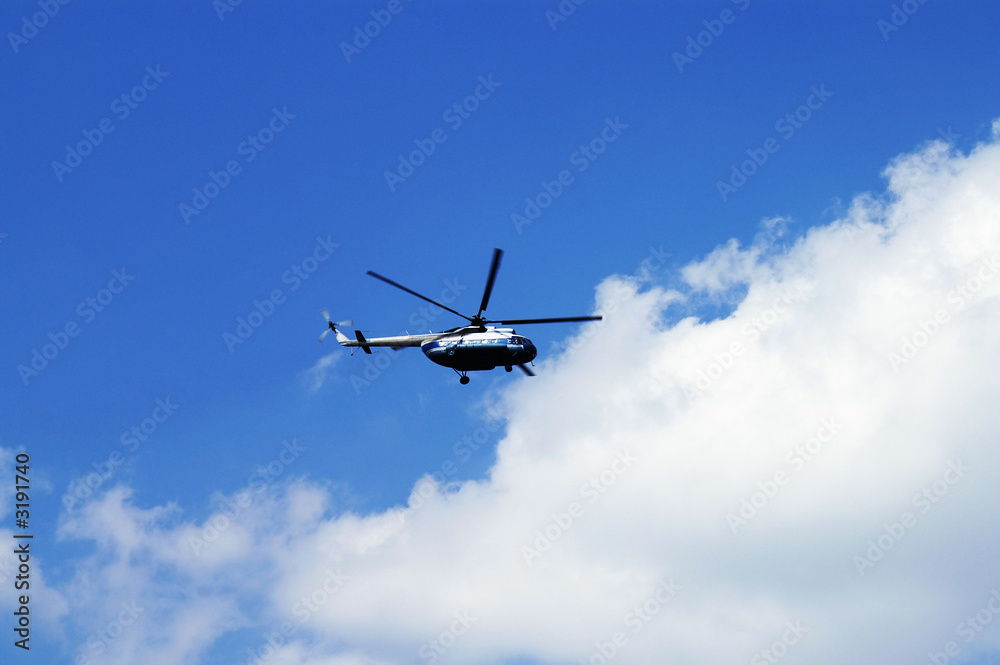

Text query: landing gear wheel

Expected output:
[505,365,512,372]
[459,376,470,385]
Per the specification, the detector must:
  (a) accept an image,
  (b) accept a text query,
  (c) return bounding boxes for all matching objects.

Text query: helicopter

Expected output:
[318,248,601,384]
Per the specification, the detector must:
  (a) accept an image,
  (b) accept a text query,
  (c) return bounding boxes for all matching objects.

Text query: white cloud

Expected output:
[303,352,342,393]
[53,126,1000,664]
[680,216,789,295]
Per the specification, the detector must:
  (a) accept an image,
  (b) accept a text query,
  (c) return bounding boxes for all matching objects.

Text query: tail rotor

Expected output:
[318,308,352,343]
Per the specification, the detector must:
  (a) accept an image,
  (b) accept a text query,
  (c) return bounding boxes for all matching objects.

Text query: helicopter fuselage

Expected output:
[421,329,536,371]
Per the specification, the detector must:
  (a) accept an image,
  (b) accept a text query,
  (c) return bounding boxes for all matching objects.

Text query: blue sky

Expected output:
[3,2,1000,664]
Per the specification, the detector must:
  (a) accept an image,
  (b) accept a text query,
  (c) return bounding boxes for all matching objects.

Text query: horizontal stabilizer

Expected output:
[355,330,372,354]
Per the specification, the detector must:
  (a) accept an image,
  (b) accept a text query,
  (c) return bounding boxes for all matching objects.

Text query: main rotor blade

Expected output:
[477,248,503,318]
[491,315,603,325]
[366,270,472,322]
